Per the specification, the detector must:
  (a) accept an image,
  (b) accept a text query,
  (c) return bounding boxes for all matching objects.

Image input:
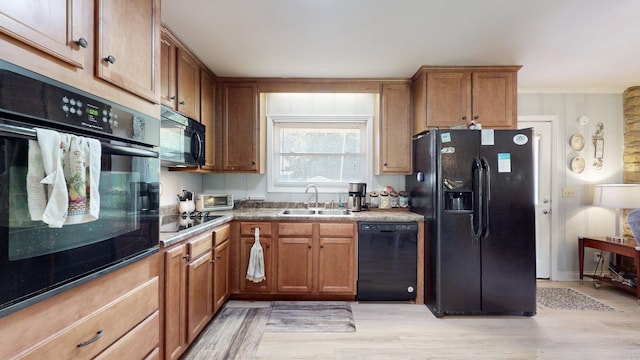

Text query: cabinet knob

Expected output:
[252,160,256,165]
[216,255,222,259]
[170,96,176,100]
[105,55,116,64]
[320,245,324,249]
[473,115,479,120]
[462,116,467,120]
[210,259,216,264]
[179,100,186,105]
[266,244,270,249]
[183,254,190,261]
[308,245,312,249]
[383,163,388,167]
[75,38,88,48]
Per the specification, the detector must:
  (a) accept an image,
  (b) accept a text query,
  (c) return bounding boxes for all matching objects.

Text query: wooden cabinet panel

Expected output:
[425,72,471,129]
[277,237,314,293]
[318,223,355,237]
[222,82,261,172]
[176,48,200,120]
[96,0,160,103]
[20,278,158,359]
[186,251,213,344]
[94,311,159,360]
[471,71,516,128]
[239,224,274,293]
[318,238,355,293]
[164,244,187,360]
[213,238,230,313]
[187,232,213,260]
[0,0,86,68]
[160,32,177,108]
[200,70,219,170]
[378,82,412,174]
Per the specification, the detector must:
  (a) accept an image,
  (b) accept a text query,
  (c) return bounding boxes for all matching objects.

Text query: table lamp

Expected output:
[592,184,640,244]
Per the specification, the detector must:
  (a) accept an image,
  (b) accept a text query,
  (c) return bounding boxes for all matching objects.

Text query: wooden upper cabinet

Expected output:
[412,66,520,133]
[378,82,412,175]
[160,32,178,108]
[222,82,262,172]
[96,0,161,104]
[0,0,86,68]
[471,71,517,128]
[200,70,218,170]
[176,48,200,120]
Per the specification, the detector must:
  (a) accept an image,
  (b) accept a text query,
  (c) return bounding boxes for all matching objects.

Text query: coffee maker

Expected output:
[348,182,367,212]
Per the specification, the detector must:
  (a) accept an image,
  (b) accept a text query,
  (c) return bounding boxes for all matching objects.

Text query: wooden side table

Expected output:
[578,236,640,303]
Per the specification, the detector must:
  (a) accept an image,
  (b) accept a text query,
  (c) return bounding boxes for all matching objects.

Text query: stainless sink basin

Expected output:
[278,208,351,216]
[279,209,317,215]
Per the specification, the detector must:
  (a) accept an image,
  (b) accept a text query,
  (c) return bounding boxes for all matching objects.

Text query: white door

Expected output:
[519,119,553,278]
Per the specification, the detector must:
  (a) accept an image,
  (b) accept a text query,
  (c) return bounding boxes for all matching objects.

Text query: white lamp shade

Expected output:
[593,184,640,209]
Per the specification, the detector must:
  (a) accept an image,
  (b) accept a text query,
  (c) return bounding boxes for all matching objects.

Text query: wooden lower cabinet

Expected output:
[163,231,214,360]
[239,222,275,293]
[213,224,231,313]
[276,222,356,296]
[0,255,160,360]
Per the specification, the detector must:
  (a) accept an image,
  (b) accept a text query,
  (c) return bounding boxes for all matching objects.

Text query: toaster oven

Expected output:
[195,193,234,211]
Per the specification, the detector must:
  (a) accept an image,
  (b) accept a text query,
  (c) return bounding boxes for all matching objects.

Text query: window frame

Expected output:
[266,115,373,193]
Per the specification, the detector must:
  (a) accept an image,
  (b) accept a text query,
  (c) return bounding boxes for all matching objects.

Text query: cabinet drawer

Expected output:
[188,232,213,259]
[19,277,159,359]
[319,223,355,237]
[213,224,231,246]
[241,222,272,236]
[278,223,313,236]
[94,311,159,360]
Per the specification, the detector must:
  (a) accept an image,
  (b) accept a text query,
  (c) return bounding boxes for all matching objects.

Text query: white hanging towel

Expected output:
[246,227,266,283]
[27,128,101,228]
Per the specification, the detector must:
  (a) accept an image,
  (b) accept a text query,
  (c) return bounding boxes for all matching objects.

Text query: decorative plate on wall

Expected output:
[570,134,585,151]
[570,156,586,173]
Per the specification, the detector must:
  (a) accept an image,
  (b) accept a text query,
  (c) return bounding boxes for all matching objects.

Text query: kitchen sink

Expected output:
[278,208,351,216]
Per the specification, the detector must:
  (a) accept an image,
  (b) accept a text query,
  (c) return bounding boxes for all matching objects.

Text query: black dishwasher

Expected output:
[357,222,418,301]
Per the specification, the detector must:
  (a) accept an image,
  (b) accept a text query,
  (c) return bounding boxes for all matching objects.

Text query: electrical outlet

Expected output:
[593,252,602,263]
[562,187,576,198]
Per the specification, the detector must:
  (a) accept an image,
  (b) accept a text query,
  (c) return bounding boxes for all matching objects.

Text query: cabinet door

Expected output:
[240,236,273,293]
[277,237,314,293]
[96,0,160,103]
[471,71,516,128]
[378,83,412,174]
[318,238,355,294]
[160,32,177,108]
[411,71,427,135]
[177,48,200,120]
[426,72,471,128]
[0,0,86,68]
[213,239,230,313]
[186,252,213,344]
[164,245,187,360]
[222,82,260,172]
[200,70,219,170]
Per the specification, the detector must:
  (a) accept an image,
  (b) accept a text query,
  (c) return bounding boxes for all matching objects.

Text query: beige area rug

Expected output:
[183,301,355,360]
[537,287,617,311]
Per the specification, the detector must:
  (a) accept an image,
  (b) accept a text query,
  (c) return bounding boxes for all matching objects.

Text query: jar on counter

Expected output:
[399,191,409,208]
[389,191,399,208]
[379,191,390,209]
[368,191,379,208]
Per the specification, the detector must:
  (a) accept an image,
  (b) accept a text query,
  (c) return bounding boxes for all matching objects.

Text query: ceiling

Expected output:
[162,0,640,92]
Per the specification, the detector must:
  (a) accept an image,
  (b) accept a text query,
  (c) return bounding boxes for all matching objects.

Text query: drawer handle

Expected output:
[183,254,190,261]
[77,330,104,347]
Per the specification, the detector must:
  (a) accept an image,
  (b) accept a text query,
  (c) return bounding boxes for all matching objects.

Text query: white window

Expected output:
[267,115,372,192]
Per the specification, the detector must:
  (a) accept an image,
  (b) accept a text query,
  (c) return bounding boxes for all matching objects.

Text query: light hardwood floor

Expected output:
[230,281,640,359]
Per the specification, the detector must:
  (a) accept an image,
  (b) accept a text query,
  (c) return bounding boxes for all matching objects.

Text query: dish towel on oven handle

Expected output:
[246,227,266,283]
[27,128,101,228]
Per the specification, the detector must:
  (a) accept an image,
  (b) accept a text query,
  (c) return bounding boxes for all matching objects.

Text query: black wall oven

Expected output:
[0,60,160,317]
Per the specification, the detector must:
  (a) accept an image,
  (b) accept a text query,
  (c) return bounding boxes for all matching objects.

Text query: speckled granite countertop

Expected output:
[160,208,423,248]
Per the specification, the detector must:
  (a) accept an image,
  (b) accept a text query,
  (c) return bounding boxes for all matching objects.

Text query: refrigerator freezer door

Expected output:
[479,129,537,314]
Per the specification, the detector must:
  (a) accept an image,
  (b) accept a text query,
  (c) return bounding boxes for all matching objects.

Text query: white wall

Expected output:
[519,92,624,280]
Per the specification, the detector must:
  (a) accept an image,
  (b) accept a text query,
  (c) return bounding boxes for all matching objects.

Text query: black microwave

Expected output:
[160,106,205,167]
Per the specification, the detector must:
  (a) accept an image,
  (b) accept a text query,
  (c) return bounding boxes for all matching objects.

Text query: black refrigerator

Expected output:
[407,129,536,317]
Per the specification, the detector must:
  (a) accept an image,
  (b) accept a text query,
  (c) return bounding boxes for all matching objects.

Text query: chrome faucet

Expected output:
[305,184,319,209]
